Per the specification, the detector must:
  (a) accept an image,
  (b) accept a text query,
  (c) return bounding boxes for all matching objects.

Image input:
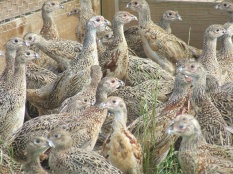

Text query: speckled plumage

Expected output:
[24,32,83,71]
[128,71,192,167]
[10,77,124,162]
[0,48,39,142]
[215,1,233,22]
[58,65,103,114]
[101,96,142,174]
[167,114,233,174]
[0,37,24,89]
[180,61,232,146]
[127,0,200,74]
[198,24,226,85]
[25,16,110,115]
[24,137,52,174]
[99,11,137,80]
[217,22,233,82]
[48,129,123,174]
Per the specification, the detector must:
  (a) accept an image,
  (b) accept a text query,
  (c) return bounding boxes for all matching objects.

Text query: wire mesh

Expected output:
[0,0,79,33]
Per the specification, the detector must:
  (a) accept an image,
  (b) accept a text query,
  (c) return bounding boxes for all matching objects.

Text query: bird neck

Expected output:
[112,109,127,130]
[191,76,207,105]
[112,21,125,42]
[138,7,151,26]
[25,153,45,174]
[180,132,207,151]
[158,19,170,31]
[42,11,54,27]
[95,87,108,105]
[4,49,16,78]
[220,34,233,57]
[202,36,217,59]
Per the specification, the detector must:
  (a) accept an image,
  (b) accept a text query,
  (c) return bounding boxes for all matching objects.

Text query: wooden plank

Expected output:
[101,0,116,21]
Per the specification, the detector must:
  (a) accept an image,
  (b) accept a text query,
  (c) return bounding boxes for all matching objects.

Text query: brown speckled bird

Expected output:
[198,24,227,85]
[215,1,233,22]
[26,16,110,115]
[101,96,142,174]
[128,70,192,168]
[180,61,232,146]
[0,48,39,142]
[99,11,137,80]
[126,0,200,74]
[10,77,124,162]
[24,136,53,174]
[167,114,233,174]
[48,129,123,174]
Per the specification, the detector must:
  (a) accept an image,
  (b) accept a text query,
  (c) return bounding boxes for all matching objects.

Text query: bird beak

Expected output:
[35,53,40,59]
[104,19,111,26]
[99,102,107,109]
[60,4,64,9]
[177,15,182,21]
[215,4,220,9]
[24,41,30,47]
[166,120,175,135]
[222,28,226,34]
[131,15,138,21]
[67,11,72,16]
[119,80,125,87]
[47,140,55,148]
[126,2,131,8]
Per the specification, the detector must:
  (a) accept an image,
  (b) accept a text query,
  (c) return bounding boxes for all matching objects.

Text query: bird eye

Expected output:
[51,2,55,5]
[28,36,32,40]
[216,29,219,32]
[169,13,172,16]
[34,139,41,144]
[96,18,100,22]
[111,80,115,83]
[84,99,87,102]
[112,100,116,103]
[124,14,127,17]
[190,65,195,69]
[14,39,18,43]
[134,2,138,5]
[54,134,60,138]
[26,52,30,55]
[224,3,227,7]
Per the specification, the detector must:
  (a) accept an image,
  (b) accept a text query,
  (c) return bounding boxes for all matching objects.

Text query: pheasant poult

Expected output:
[48,129,123,174]
[101,96,142,174]
[167,114,233,174]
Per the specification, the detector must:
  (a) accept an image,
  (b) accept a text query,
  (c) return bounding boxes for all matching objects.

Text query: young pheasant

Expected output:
[126,0,200,74]
[180,61,232,146]
[167,114,233,174]
[198,24,226,85]
[24,136,54,174]
[215,1,233,22]
[10,77,124,162]
[217,22,233,82]
[23,32,83,71]
[127,70,192,168]
[48,129,123,174]
[26,16,111,115]
[124,10,182,58]
[101,96,142,174]
[0,48,39,142]
[99,11,138,80]
[0,37,24,88]
[58,65,103,114]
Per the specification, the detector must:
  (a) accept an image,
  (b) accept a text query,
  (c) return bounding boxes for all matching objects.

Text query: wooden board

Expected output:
[102,0,229,49]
